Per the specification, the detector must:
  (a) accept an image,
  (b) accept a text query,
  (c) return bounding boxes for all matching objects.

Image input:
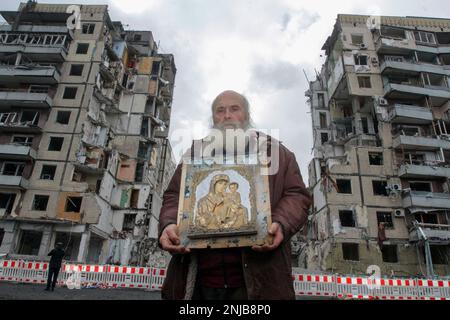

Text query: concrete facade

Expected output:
[0,2,176,267]
[302,14,450,277]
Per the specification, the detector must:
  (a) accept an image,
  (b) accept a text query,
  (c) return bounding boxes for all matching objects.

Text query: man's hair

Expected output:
[210,90,254,129]
[229,182,239,188]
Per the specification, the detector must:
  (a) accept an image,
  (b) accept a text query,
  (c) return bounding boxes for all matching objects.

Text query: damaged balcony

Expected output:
[0,144,36,160]
[0,86,53,108]
[388,104,433,124]
[409,223,450,244]
[402,190,450,209]
[393,134,450,151]
[384,73,450,107]
[0,174,29,189]
[375,27,415,55]
[0,64,60,84]
[398,164,450,179]
[0,111,43,133]
[0,31,70,62]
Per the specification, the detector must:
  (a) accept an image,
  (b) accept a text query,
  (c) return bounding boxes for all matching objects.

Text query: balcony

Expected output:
[381,59,450,77]
[376,36,415,55]
[402,191,450,209]
[393,134,450,151]
[0,174,29,189]
[384,82,450,107]
[388,104,433,124]
[0,31,69,62]
[409,223,450,244]
[0,87,53,108]
[398,164,450,179]
[0,65,60,84]
[0,144,36,160]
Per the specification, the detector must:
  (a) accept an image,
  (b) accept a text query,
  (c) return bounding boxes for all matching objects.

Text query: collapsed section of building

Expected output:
[302,14,450,277]
[0,2,177,267]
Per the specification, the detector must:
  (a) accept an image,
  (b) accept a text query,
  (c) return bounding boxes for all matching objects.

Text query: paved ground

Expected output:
[0,282,162,300]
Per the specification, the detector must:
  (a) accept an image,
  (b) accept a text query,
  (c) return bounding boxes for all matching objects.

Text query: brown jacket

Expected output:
[158,138,312,300]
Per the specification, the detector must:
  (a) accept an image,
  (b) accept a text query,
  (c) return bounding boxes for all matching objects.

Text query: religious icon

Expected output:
[176,159,272,249]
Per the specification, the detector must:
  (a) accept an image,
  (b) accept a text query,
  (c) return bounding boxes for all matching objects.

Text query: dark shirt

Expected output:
[197,248,245,288]
[48,248,65,269]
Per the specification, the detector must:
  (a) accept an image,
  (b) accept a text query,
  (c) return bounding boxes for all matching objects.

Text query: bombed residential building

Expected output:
[303,14,450,277]
[0,2,176,267]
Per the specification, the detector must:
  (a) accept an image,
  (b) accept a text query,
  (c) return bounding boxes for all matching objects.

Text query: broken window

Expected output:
[351,34,364,45]
[358,76,372,88]
[436,32,450,45]
[0,193,16,215]
[82,23,95,34]
[151,61,161,76]
[1,162,24,176]
[56,111,71,124]
[361,117,369,134]
[317,93,325,108]
[12,136,33,146]
[32,195,49,211]
[342,243,359,261]
[410,182,432,192]
[138,142,151,159]
[415,213,438,225]
[0,229,4,247]
[382,245,398,263]
[377,212,394,229]
[65,196,82,213]
[422,73,447,87]
[141,117,149,137]
[442,54,450,66]
[130,189,139,209]
[381,26,406,39]
[69,64,84,76]
[17,230,42,255]
[404,153,425,165]
[416,52,438,64]
[76,43,89,54]
[400,125,421,136]
[414,31,436,45]
[369,152,383,165]
[123,214,136,232]
[339,210,356,227]
[319,112,327,128]
[63,87,77,99]
[20,111,39,125]
[354,54,368,65]
[40,165,56,180]
[320,132,329,144]
[336,179,352,194]
[373,180,389,196]
[48,137,64,151]
[133,34,142,41]
[135,162,144,182]
[430,246,447,265]
[95,179,102,194]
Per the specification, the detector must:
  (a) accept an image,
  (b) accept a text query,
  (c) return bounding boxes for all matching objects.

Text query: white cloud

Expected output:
[8,0,450,181]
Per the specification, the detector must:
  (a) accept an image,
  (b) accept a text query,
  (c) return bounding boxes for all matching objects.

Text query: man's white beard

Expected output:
[204,121,257,158]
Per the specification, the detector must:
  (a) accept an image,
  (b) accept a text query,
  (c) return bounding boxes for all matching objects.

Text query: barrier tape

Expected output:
[1,259,449,299]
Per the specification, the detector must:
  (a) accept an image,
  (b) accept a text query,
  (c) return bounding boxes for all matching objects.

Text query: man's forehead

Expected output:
[214,92,245,108]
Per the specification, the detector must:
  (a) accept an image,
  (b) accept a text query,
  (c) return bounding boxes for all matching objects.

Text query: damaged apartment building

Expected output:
[304,14,450,277]
[0,2,177,267]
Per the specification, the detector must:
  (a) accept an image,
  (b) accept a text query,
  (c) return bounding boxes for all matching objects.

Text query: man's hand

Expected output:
[251,222,284,252]
[159,224,191,254]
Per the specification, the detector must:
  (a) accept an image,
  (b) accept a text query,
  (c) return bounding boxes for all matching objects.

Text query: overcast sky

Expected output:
[3,0,450,182]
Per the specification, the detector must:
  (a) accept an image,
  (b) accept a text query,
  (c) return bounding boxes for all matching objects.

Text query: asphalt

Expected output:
[0,282,162,300]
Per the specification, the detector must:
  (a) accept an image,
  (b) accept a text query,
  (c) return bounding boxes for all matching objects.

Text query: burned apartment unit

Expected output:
[0,2,177,267]
[304,14,450,277]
